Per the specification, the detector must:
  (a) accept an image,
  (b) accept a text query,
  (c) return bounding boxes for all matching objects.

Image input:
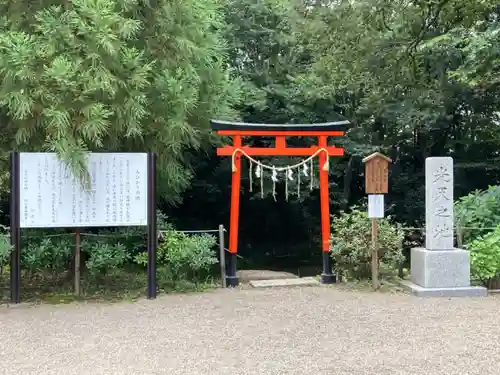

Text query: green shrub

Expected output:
[455,185,500,245]
[134,230,218,281]
[330,207,405,280]
[0,227,11,276]
[21,237,73,274]
[86,242,130,277]
[467,224,500,285]
[2,208,218,300]
[97,211,171,254]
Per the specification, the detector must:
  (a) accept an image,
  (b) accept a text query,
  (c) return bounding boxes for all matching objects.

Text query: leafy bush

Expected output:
[21,237,73,274]
[455,185,500,245]
[94,210,172,256]
[330,207,405,280]
[135,230,218,281]
[467,224,500,286]
[1,209,218,301]
[85,242,130,277]
[0,227,11,276]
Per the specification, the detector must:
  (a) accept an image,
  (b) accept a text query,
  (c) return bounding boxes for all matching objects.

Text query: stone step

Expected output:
[250,277,319,288]
[237,270,299,282]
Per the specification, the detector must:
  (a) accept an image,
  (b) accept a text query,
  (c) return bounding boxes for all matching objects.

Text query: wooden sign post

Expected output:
[362,152,391,290]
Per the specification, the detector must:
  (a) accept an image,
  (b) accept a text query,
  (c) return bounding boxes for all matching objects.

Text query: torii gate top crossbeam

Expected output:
[211,119,349,157]
[210,119,349,136]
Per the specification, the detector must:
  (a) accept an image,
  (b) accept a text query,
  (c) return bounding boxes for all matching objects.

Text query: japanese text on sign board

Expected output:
[19,153,148,228]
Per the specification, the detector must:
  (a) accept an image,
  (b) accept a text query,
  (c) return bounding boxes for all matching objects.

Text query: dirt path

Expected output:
[0,287,498,375]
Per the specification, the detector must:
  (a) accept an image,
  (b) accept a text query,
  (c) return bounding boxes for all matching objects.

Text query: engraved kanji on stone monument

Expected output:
[425,157,454,250]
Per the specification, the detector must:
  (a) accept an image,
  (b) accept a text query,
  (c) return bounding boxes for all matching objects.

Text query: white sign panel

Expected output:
[19,152,148,228]
[425,157,454,250]
[368,194,384,218]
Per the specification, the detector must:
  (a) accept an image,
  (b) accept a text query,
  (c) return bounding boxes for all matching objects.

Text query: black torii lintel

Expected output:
[210,120,351,132]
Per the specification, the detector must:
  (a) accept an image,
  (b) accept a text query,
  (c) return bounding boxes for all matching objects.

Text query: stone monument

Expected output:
[401,157,487,297]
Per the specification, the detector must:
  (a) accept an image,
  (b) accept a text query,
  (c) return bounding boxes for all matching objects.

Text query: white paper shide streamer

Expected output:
[234,147,330,201]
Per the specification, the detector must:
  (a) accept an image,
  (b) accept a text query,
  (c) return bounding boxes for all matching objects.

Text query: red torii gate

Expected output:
[211,119,349,286]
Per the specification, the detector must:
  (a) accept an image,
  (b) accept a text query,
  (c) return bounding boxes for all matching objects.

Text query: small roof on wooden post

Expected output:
[362,152,392,164]
[362,152,392,195]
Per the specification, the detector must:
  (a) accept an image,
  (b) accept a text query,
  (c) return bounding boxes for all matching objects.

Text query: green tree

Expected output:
[297,0,500,223]
[147,0,500,268]
[175,0,500,258]
[0,0,242,203]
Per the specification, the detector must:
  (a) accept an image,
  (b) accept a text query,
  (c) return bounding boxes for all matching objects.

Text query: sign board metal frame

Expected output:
[9,152,158,304]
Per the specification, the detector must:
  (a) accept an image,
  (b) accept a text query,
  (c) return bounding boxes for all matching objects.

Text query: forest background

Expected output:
[0,0,499,296]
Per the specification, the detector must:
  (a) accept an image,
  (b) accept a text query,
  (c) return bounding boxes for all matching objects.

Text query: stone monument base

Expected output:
[399,280,487,297]
[400,247,487,297]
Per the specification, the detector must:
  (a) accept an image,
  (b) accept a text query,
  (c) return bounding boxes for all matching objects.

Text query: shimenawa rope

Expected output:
[231,147,330,200]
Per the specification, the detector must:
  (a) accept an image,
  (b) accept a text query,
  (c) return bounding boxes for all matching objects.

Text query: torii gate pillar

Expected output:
[211,120,349,287]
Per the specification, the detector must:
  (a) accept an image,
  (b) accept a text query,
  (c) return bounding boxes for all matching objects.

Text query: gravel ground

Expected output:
[0,286,499,375]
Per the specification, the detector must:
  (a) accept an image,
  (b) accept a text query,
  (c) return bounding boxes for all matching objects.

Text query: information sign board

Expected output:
[19,152,148,228]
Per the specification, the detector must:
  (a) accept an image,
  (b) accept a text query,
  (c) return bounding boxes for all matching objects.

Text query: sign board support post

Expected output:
[147,152,157,299]
[367,194,384,289]
[371,217,379,290]
[10,152,21,304]
[74,228,81,296]
[362,152,391,292]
